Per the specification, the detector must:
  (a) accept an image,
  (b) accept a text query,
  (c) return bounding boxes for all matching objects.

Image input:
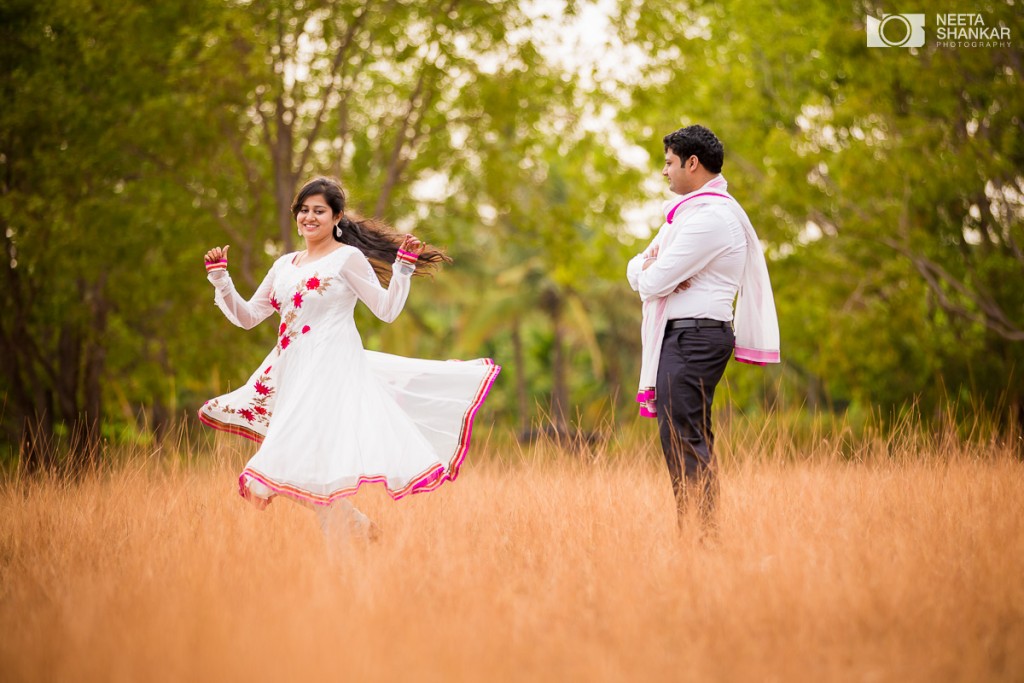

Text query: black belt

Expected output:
[666,318,731,331]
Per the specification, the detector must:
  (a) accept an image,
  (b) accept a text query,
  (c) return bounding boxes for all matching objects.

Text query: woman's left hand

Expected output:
[400,234,424,256]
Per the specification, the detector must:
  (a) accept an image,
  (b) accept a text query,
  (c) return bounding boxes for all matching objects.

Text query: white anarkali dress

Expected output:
[198,246,500,509]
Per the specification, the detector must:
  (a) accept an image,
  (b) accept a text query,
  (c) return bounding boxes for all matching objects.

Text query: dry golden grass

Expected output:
[1,423,1022,682]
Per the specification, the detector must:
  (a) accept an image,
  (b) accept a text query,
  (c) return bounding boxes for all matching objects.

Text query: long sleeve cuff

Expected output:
[207,269,230,287]
[394,250,418,276]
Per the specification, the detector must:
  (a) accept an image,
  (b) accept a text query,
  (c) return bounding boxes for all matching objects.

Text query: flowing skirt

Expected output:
[199,341,500,509]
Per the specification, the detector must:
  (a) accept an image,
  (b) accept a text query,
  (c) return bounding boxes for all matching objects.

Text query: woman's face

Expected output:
[295,193,338,241]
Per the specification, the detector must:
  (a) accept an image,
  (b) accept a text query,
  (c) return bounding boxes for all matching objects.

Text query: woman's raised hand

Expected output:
[204,245,230,264]
[399,234,424,256]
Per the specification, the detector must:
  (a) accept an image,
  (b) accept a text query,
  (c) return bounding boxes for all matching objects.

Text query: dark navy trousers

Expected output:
[655,323,734,524]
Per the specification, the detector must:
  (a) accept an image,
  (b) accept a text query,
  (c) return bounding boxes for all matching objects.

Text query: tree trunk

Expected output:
[273,97,297,251]
[543,290,569,435]
[19,411,54,473]
[56,322,82,421]
[1015,398,1023,458]
[151,338,173,443]
[79,279,108,468]
[276,164,296,251]
[511,321,529,440]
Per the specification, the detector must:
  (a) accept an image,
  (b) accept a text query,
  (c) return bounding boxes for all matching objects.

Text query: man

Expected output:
[627,125,779,529]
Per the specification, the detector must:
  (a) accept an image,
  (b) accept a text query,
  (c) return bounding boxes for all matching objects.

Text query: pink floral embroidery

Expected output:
[204,368,274,429]
[275,271,333,354]
[270,294,280,311]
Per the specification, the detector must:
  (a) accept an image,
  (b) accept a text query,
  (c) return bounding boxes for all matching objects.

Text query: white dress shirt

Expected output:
[627,200,747,322]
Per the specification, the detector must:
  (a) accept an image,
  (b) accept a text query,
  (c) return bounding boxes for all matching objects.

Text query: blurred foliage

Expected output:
[1,0,1021,464]
[615,0,1023,420]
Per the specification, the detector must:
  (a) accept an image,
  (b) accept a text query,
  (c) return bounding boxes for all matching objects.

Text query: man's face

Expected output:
[663,149,695,195]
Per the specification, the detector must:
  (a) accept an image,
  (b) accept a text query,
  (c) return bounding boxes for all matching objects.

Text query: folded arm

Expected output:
[637,208,732,301]
[627,225,667,292]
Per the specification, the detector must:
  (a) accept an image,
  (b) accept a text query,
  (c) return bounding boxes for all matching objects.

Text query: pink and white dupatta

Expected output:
[636,176,780,418]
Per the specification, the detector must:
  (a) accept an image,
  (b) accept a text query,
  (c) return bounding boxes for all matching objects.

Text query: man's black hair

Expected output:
[663,125,724,174]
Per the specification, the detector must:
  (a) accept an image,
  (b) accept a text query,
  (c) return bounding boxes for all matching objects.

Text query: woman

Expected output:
[199,176,500,539]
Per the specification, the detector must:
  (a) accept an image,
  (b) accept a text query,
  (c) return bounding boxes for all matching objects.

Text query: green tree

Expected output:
[0,0,213,466]
[612,0,1024,422]
[426,47,646,436]
[1,0,651,463]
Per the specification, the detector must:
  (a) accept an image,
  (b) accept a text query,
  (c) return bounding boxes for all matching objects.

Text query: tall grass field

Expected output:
[1,418,1022,682]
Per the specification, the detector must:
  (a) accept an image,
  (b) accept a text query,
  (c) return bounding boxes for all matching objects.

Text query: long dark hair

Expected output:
[291,176,450,284]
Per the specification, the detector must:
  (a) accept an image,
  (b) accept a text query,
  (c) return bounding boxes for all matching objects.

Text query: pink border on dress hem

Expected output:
[197,409,265,444]
[238,462,446,507]
[200,359,502,508]
[403,359,502,496]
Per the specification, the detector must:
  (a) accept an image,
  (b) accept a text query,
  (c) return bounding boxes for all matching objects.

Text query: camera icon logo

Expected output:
[866,14,926,47]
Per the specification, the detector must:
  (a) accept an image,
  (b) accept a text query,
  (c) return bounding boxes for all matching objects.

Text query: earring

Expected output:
[334,223,343,238]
